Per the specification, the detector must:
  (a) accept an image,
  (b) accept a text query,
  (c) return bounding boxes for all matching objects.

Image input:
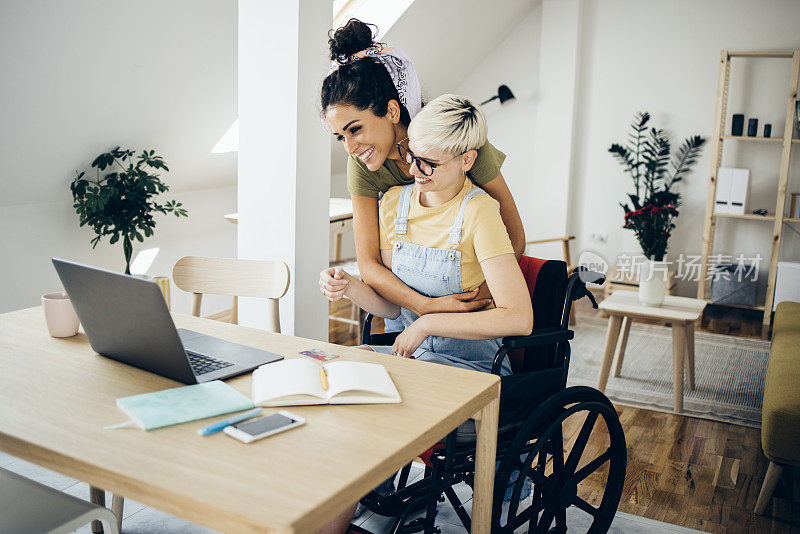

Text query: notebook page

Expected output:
[324,361,400,401]
[252,359,327,405]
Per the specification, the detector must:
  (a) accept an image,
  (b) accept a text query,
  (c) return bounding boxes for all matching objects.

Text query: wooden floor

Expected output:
[327,293,799,533]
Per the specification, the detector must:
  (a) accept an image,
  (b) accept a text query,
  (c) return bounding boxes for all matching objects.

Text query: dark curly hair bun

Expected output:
[328,18,377,62]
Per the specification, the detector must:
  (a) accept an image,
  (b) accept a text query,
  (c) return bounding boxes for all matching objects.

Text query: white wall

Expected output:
[455,7,550,252]
[569,0,800,296]
[444,0,800,292]
[0,0,238,314]
[0,186,238,315]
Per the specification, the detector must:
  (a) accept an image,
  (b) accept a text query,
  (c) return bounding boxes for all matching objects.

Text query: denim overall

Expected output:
[373,184,512,377]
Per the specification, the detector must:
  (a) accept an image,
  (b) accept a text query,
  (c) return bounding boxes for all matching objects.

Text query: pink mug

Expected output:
[42,292,80,337]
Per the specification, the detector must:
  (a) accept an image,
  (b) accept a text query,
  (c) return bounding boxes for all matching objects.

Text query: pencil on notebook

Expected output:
[319,366,329,390]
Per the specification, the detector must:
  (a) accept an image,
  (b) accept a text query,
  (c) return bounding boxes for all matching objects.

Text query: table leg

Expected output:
[684,322,695,390]
[333,233,343,262]
[672,324,686,413]
[90,486,105,533]
[597,315,623,392]
[472,390,500,534]
[611,316,632,377]
[111,494,124,532]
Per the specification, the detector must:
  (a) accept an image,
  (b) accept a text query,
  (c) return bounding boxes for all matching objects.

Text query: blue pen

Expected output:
[197,408,263,436]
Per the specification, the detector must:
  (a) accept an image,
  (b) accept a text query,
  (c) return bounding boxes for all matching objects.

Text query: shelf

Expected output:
[714,212,774,221]
[707,301,765,311]
[728,51,794,58]
[713,212,800,223]
[720,135,783,143]
[700,49,799,334]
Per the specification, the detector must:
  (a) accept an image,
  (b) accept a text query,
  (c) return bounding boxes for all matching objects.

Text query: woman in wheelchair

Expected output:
[322,94,532,376]
[321,97,625,534]
[315,95,535,534]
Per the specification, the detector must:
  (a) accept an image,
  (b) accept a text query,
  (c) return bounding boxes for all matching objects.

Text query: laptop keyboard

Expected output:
[187,352,235,375]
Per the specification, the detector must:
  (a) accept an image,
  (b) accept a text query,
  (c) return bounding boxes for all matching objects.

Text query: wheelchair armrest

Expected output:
[365,332,401,346]
[361,313,402,346]
[501,327,574,349]
[492,328,575,374]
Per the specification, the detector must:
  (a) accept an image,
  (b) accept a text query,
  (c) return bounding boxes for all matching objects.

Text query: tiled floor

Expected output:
[2,450,703,533]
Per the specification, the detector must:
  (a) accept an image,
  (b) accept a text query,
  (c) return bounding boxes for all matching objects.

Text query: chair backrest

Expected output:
[1,467,120,534]
[512,255,568,373]
[172,256,290,332]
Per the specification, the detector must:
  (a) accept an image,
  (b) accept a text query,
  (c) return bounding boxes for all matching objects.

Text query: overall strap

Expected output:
[448,187,485,245]
[394,184,415,237]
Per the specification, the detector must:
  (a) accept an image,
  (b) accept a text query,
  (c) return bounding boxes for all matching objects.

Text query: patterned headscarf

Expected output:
[328,44,422,120]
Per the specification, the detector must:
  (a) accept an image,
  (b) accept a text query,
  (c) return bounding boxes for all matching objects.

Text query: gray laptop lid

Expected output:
[52,258,197,384]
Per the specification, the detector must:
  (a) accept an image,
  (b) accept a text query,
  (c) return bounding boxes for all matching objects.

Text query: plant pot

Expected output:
[639,259,668,307]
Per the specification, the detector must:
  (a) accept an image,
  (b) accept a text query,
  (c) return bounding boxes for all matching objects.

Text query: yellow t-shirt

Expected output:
[379,180,514,292]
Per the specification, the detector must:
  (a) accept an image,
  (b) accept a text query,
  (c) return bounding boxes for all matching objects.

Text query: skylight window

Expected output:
[333,0,414,40]
[211,1,415,153]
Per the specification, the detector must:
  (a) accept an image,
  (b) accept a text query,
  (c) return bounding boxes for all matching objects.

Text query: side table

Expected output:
[597,290,707,413]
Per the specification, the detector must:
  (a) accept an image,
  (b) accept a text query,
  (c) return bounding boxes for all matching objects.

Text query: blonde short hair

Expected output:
[407,94,487,156]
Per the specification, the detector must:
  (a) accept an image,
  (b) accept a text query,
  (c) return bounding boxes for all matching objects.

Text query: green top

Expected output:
[346,141,506,198]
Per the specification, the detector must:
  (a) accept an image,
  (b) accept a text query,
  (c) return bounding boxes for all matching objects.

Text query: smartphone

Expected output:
[223,411,305,443]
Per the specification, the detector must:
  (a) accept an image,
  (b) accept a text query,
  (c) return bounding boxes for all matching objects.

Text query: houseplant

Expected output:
[609,112,705,305]
[70,147,188,274]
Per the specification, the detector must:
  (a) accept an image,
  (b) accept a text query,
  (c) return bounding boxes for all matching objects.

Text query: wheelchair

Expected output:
[355,256,627,534]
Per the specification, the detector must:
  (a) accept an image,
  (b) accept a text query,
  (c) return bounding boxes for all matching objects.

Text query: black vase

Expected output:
[731,114,744,136]
[747,118,758,137]
[763,124,772,138]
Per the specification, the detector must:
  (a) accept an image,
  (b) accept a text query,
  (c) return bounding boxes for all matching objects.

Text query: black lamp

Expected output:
[480,85,515,106]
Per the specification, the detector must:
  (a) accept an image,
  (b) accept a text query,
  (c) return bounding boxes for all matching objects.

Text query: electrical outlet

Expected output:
[589,233,608,243]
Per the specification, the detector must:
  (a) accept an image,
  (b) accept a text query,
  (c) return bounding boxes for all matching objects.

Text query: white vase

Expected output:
[638,259,668,307]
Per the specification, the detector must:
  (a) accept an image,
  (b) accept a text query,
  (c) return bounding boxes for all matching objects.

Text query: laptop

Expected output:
[52,258,283,384]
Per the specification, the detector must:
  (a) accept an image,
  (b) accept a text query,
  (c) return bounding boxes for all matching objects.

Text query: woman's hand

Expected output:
[470,281,493,302]
[423,289,491,315]
[319,267,349,302]
[391,318,430,358]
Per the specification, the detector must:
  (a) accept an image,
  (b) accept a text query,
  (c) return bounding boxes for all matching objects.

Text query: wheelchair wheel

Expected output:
[493,386,626,534]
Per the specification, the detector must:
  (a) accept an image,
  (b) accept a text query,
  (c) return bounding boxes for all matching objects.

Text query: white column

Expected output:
[238,0,331,339]
[532,0,582,237]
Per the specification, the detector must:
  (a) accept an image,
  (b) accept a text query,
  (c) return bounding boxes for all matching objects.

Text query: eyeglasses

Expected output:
[395,144,462,177]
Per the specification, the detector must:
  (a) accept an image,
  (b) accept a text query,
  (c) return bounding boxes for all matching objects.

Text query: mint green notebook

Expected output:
[116,380,255,430]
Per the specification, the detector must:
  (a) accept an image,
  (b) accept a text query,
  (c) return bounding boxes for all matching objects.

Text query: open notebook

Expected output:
[252,358,401,406]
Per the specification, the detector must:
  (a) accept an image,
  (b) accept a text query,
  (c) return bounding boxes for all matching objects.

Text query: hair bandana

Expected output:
[328,44,422,120]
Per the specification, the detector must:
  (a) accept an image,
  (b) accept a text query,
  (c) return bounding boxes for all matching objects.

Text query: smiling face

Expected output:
[325,102,405,172]
[406,142,477,205]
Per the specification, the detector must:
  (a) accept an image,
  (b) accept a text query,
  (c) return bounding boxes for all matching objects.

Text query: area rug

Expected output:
[566,316,770,428]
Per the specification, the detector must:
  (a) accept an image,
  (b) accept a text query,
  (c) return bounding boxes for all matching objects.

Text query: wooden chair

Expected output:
[1,468,120,534]
[172,256,290,333]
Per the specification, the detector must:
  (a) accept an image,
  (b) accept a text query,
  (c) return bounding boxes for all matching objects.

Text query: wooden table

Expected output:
[225,198,354,261]
[596,291,707,413]
[0,307,500,533]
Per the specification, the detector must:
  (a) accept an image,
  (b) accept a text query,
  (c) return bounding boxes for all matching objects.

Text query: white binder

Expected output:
[715,168,733,214]
[729,168,750,215]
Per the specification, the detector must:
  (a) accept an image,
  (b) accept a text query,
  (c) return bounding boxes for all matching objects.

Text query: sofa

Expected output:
[755,301,800,514]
